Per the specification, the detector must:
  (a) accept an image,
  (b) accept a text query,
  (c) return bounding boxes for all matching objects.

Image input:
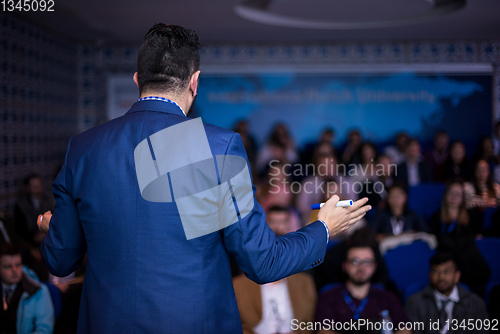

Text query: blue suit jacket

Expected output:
[41,99,327,334]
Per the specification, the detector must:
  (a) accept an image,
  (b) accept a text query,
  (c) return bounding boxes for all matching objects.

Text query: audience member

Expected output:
[256,165,302,231]
[315,236,410,334]
[256,123,298,174]
[13,174,53,281]
[234,119,258,169]
[359,154,395,209]
[394,139,433,189]
[405,252,489,334]
[341,130,363,167]
[233,209,317,334]
[0,243,54,334]
[475,136,499,171]
[301,128,337,166]
[428,181,482,237]
[13,174,53,248]
[441,141,472,182]
[369,185,428,242]
[349,142,378,184]
[296,153,338,225]
[428,181,491,292]
[463,159,500,210]
[424,131,449,181]
[312,228,392,295]
[384,132,409,166]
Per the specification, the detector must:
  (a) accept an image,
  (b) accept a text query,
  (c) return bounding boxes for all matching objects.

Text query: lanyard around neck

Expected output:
[342,288,369,320]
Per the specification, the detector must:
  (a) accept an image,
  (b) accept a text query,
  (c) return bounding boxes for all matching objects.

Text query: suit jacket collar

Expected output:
[125,99,186,118]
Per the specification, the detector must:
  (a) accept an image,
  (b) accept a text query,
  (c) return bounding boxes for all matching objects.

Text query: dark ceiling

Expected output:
[15,0,500,45]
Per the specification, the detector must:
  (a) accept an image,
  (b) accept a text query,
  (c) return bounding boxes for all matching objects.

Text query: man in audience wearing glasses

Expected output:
[315,240,410,334]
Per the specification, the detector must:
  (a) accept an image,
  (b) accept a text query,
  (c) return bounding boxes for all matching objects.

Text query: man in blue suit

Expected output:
[37,24,371,333]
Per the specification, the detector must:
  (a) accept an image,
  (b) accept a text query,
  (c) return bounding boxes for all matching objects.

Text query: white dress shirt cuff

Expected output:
[317,220,329,243]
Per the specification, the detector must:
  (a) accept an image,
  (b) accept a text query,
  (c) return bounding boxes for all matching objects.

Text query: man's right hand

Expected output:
[317,195,371,238]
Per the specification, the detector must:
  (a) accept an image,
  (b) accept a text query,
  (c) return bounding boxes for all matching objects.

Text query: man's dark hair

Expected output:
[137,24,202,95]
[430,252,457,270]
[0,243,21,258]
[344,228,378,262]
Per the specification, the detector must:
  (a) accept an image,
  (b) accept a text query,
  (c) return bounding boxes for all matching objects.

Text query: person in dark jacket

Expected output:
[428,181,491,293]
[394,139,433,189]
[405,252,489,334]
[368,184,428,242]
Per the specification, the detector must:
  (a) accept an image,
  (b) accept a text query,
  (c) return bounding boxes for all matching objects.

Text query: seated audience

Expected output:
[0,243,54,333]
[296,153,338,225]
[13,173,54,282]
[233,119,258,169]
[256,164,302,231]
[256,123,298,174]
[369,185,428,242]
[348,142,378,184]
[464,159,500,210]
[428,181,491,292]
[384,132,409,166]
[312,228,392,296]
[405,252,489,334]
[341,130,363,167]
[301,128,337,166]
[233,209,317,334]
[315,238,410,334]
[359,154,395,209]
[441,141,472,182]
[395,138,433,189]
[475,136,499,171]
[428,181,482,237]
[424,131,449,181]
[14,174,53,248]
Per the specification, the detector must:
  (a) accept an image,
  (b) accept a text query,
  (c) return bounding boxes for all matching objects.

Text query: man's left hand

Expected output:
[37,211,52,234]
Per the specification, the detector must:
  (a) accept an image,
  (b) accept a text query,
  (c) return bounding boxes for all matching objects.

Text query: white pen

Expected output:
[311,200,353,210]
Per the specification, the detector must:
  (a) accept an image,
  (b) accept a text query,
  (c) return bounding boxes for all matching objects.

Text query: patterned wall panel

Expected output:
[0,12,78,215]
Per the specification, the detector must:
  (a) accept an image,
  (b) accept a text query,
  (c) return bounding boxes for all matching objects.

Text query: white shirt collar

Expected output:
[433,285,460,303]
[136,96,186,116]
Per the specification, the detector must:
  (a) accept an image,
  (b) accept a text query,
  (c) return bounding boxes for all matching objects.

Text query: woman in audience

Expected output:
[428,181,482,237]
[441,141,472,182]
[429,181,491,293]
[464,159,500,210]
[368,184,428,242]
[349,141,378,183]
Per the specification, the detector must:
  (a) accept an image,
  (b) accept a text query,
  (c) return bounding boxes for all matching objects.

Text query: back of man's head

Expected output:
[137,24,202,96]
